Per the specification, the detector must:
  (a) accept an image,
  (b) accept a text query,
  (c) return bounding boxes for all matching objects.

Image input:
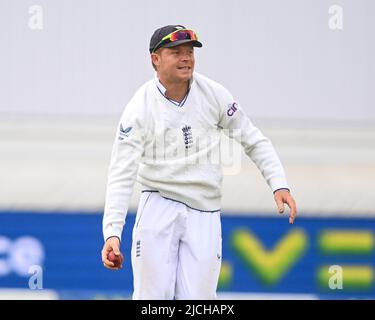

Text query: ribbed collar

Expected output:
[154,73,194,94]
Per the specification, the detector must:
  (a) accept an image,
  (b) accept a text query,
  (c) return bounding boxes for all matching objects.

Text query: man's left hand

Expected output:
[274,189,297,224]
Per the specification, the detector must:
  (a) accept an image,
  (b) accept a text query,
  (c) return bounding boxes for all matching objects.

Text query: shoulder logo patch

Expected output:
[118,124,133,140]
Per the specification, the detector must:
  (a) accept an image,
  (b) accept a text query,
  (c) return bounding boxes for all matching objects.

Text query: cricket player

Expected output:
[101,25,297,300]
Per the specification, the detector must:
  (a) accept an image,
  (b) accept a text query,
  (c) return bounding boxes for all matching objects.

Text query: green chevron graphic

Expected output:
[231,228,308,285]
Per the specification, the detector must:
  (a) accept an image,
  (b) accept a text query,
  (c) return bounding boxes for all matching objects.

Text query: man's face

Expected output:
[152,44,195,83]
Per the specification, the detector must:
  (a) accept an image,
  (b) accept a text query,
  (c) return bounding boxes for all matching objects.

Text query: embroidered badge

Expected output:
[182,125,193,149]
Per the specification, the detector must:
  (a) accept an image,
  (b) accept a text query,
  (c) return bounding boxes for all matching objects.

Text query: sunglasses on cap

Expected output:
[152,29,199,53]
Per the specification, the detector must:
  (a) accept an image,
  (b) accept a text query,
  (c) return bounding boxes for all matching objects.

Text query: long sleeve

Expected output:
[217,86,289,192]
[102,100,147,242]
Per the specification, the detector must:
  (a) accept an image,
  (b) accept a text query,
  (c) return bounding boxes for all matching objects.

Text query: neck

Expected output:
[158,75,190,102]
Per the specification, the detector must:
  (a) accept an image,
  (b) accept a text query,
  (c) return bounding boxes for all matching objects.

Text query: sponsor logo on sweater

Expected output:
[227,102,238,117]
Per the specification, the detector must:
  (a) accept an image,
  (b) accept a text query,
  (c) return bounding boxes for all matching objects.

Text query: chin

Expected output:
[176,71,193,82]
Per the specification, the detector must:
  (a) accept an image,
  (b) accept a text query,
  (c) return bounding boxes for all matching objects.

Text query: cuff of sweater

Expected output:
[269,176,289,194]
[103,225,123,243]
[273,187,290,194]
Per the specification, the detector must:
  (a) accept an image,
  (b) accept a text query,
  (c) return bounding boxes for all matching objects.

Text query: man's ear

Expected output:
[151,53,160,68]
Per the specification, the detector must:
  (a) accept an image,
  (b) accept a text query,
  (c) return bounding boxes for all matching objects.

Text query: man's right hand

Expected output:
[101,236,123,270]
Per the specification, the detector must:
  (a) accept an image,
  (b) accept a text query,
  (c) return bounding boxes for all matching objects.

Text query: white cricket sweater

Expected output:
[103,72,289,241]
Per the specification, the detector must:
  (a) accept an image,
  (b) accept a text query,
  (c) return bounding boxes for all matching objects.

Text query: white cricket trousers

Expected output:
[131,191,222,300]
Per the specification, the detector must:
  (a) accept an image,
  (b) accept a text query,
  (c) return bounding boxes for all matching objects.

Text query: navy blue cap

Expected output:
[149,25,202,53]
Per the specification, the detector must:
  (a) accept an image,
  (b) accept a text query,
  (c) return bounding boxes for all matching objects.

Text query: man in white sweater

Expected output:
[101,25,297,299]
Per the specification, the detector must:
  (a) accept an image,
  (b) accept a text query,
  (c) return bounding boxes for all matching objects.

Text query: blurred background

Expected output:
[0,0,374,299]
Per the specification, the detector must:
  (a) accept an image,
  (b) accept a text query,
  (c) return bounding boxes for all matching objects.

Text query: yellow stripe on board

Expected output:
[318,230,374,254]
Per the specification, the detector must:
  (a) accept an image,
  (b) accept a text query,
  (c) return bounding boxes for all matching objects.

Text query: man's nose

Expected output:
[181,53,191,61]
